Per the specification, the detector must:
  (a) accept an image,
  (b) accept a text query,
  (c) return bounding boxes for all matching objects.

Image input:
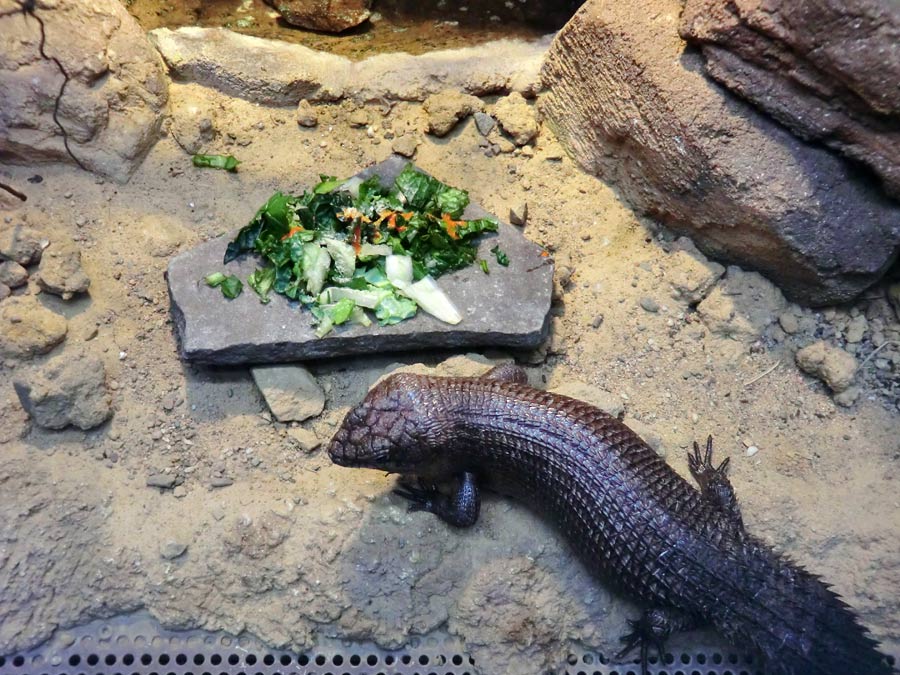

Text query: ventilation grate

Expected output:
[0,613,774,675]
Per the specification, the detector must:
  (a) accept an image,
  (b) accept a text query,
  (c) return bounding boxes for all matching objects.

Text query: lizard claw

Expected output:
[616,611,671,675]
[393,481,438,514]
[688,436,729,492]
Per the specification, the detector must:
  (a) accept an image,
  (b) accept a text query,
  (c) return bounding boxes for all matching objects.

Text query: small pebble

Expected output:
[746,446,759,457]
[160,541,187,560]
[173,485,188,498]
[640,297,660,313]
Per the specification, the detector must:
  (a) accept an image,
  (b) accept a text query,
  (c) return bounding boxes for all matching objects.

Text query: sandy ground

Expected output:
[1,83,898,674]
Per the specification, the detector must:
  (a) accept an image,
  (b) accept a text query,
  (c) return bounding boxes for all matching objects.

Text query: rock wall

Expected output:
[540,0,900,306]
[0,0,168,182]
[680,0,900,199]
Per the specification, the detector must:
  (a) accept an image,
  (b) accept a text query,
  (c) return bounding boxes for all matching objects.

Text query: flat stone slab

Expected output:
[166,157,553,365]
[149,27,548,105]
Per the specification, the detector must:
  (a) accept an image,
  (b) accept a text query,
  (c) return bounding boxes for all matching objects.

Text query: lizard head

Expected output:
[327,372,444,474]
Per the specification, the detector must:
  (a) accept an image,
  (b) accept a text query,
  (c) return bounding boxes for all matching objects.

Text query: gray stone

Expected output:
[146,474,177,489]
[509,202,528,227]
[160,541,188,560]
[251,365,325,423]
[167,157,553,364]
[0,296,67,359]
[0,283,9,302]
[639,297,659,313]
[296,99,319,128]
[150,27,547,106]
[0,261,27,288]
[391,134,418,158]
[13,347,112,430]
[35,242,90,300]
[474,112,497,137]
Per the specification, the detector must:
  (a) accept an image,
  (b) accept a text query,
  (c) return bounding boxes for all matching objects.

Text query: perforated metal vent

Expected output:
[0,613,770,675]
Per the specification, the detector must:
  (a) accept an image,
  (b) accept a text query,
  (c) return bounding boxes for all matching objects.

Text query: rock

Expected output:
[167,157,553,364]
[347,108,369,128]
[493,92,538,146]
[639,297,659,313]
[549,380,624,418]
[423,90,485,137]
[168,87,218,154]
[778,311,800,335]
[160,541,188,560]
[287,427,322,453]
[680,0,900,198]
[35,242,90,300]
[667,240,725,304]
[13,347,112,430]
[795,340,858,393]
[296,99,319,127]
[147,474,177,489]
[833,386,861,408]
[0,296,67,359]
[0,261,27,289]
[844,315,868,344]
[211,476,234,488]
[391,134,418,158]
[697,266,786,341]
[0,283,8,301]
[173,486,188,499]
[252,365,325,423]
[509,202,528,226]
[265,0,372,33]
[540,0,900,305]
[0,221,47,266]
[474,112,496,137]
[0,0,168,182]
[151,27,547,106]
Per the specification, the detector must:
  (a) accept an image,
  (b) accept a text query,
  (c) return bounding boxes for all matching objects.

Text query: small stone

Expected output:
[160,541,187,560]
[391,134,419,158]
[833,386,861,407]
[473,111,496,136]
[0,283,8,301]
[161,392,178,411]
[287,426,322,453]
[492,92,538,146]
[210,505,226,521]
[35,241,90,299]
[211,476,234,488]
[778,311,800,335]
[348,108,369,127]
[667,242,725,305]
[252,364,325,422]
[0,296,67,358]
[795,340,858,393]
[640,297,660,313]
[147,473,176,489]
[496,138,515,154]
[423,89,485,137]
[0,222,46,265]
[844,315,868,344]
[745,445,759,457]
[173,486,187,498]
[509,202,528,226]
[0,261,27,288]
[296,99,318,127]
[591,314,604,329]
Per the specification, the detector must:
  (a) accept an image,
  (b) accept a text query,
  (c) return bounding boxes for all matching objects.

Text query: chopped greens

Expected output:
[205,272,243,299]
[192,154,240,172]
[491,244,510,267]
[220,163,501,336]
[479,259,489,274]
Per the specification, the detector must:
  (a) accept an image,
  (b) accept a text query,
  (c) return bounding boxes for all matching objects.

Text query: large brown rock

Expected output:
[540,0,900,306]
[680,0,900,199]
[0,0,168,182]
[265,0,372,33]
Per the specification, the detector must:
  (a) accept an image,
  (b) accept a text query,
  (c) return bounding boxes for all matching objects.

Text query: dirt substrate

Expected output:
[1,85,898,675]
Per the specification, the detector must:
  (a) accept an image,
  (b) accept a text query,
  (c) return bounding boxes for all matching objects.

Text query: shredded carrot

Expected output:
[540,250,549,257]
[351,223,362,254]
[281,225,305,240]
[441,212,462,240]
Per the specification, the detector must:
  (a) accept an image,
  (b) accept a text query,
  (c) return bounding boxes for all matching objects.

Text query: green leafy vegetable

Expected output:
[192,154,240,172]
[205,272,243,299]
[479,259,489,274]
[221,162,502,335]
[491,244,510,266]
[205,272,227,287]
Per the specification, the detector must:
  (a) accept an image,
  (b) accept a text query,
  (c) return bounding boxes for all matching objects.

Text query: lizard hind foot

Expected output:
[616,607,700,675]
